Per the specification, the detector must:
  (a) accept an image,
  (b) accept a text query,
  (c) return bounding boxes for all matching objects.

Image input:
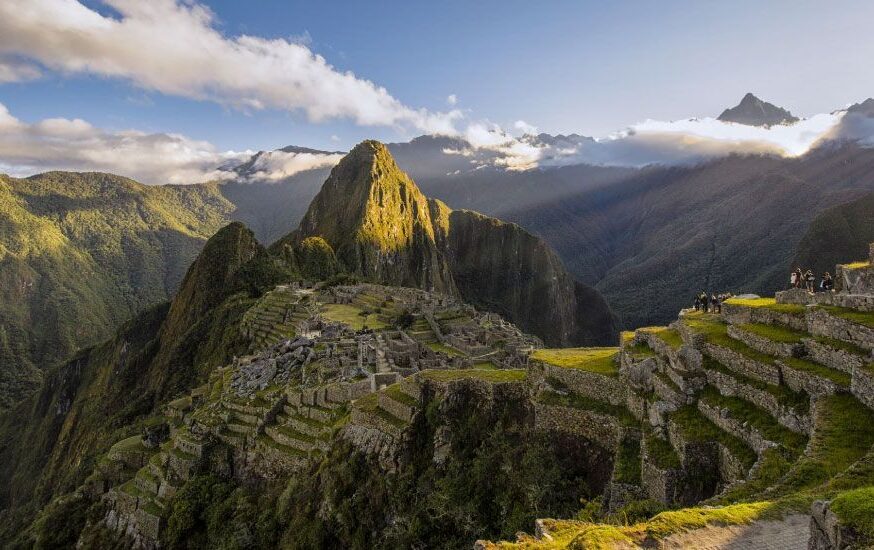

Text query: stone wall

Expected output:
[852,367,874,410]
[378,392,417,423]
[698,401,773,454]
[802,338,866,374]
[703,343,781,385]
[703,368,810,434]
[776,360,842,397]
[341,424,401,473]
[808,500,869,550]
[533,402,622,450]
[529,361,627,406]
[727,325,802,358]
[806,308,874,351]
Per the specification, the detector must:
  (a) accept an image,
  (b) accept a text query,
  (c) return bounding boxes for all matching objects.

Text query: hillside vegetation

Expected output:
[0,172,235,408]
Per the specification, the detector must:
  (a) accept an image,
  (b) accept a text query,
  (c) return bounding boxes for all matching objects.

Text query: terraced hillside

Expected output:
[481,250,874,549]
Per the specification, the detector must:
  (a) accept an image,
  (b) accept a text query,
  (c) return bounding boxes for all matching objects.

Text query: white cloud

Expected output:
[447,94,458,106]
[0,101,249,184]
[446,112,856,171]
[513,120,538,135]
[0,57,41,83]
[243,150,342,181]
[0,0,461,133]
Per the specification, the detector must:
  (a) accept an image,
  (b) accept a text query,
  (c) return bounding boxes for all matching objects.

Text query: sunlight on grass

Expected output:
[531,347,619,376]
[321,303,387,330]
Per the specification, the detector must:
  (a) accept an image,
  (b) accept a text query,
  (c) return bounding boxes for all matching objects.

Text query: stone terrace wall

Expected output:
[532,402,623,449]
[529,361,627,406]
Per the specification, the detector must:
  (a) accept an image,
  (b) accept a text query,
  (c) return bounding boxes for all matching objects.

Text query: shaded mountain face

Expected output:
[291,140,617,346]
[717,92,799,126]
[504,143,874,328]
[791,188,874,276]
[0,172,236,409]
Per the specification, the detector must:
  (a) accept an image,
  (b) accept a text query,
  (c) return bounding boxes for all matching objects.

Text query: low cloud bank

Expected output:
[446,112,851,171]
[0,102,248,184]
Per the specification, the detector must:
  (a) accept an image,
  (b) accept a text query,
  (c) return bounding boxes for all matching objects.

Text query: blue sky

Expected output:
[0,0,873,183]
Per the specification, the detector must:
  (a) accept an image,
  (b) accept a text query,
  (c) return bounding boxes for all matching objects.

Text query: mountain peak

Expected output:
[717,93,799,126]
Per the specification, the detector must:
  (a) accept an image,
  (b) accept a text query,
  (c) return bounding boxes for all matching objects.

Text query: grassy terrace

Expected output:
[739,323,806,344]
[779,357,851,387]
[419,368,526,383]
[639,326,683,349]
[723,297,806,315]
[814,334,869,357]
[321,303,387,330]
[831,486,874,539]
[530,347,619,376]
[768,394,874,506]
[256,434,307,456]
[537,388,638,427]
[699,386,808,453]
[683,315,776,365]
[493,501,773,549]
[384,383,418,407]
[615,436,642,484]
[702,357,809,413]
[625,342,656,360]
[818,305,874,330]
[645,431,681,470]
[670,405,757,468]
[426,342,464,357]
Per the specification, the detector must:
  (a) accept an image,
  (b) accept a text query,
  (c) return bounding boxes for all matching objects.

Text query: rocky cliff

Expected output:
[290,140,616,346]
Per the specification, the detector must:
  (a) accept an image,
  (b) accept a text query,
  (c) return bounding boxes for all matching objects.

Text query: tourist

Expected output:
[701,291,710,313]
[795,267,804,289]
[790,269,798,289]
[822,272,834,292]
[805,269,815,293]
[693,295,701,311]
[711,293,721,314]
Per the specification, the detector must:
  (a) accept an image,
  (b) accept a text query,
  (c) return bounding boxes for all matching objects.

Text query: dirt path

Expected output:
[659,514,809,549]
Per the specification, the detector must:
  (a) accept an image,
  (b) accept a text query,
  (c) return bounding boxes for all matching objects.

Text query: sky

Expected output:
[0,0,873,183]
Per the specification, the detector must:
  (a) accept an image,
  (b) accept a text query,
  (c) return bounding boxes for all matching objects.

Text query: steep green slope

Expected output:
[791,190,874,276]
[295,140,456,293]
[0,223,281,541]
[0,172,236,409]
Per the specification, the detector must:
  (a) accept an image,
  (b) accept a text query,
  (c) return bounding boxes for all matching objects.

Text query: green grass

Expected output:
[419,368,527,383]
[615,436,642,484]
[321,303,388,330]
[256,434,307,457]
[426,342,464,357]
[655,371,683,395]
[645,432,681,470]
[831,486,874,538]
[109,435,146,453]
[768,394,874,503]
[699,387,808,453]
[779,357,851,387]
[625,342,656,360]
[639,327,683,349]
[537,389,638,427]
[724,297,806,314]
[384,383,418,407]
[670,405,757,468]
[684,316,776,365]
[531,347,619,376]
[701,357,809,413]
[492,502,774,549]
[739,323,806,344]
[813,335,869,357]
[818,305,874,330]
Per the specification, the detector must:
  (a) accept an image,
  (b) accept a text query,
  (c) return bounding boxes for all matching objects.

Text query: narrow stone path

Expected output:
[659,514,809,549]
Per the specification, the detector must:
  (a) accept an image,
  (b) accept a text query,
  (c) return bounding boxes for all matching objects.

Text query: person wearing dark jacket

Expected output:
[822,272,834,292]
[701,291,710,313]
